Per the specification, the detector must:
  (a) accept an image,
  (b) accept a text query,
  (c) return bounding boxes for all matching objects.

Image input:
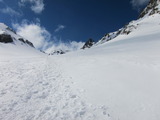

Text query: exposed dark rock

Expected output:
[0,34,13,43]
[49,49,68,55]
[40,50,46,54]
[54,50,65,54]
[121,25,137,35]
[139,0,160,18]
[82,38,95,49]
[18,38,35,48]
[25,40,34,48]
[18,38,25,43]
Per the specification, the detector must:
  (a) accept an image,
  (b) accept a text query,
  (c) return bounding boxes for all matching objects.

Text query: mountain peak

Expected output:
[139,0,160,18]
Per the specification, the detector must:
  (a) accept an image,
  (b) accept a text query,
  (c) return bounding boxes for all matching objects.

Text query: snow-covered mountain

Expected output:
[0,0,160,120]
[0,23,42,57]
[0,23,34,47]
[96,0,160,45]
[139,0,160,18]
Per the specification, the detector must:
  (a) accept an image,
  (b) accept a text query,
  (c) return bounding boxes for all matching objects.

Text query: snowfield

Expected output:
[0,14,160,120]
[58,14,160,120]
[0,56,111,120]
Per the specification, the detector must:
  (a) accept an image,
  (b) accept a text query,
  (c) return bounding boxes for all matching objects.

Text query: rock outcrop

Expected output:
[0,34,13,43]
[139,0,160,18]
[82,38,95,49]
[25,40,34,48]
[49,49,69,55]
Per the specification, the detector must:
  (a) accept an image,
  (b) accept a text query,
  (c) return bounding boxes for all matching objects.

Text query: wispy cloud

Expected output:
[131,0,150,10]
[0,0,3,2]
[19,0,44,14]
[55,25,65,32]
[0,6,22,16]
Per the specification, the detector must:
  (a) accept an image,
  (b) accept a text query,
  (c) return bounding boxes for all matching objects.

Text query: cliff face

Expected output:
[139,0,160,18]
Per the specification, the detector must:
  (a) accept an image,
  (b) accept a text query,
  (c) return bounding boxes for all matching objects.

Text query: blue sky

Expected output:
[0,0,149,51]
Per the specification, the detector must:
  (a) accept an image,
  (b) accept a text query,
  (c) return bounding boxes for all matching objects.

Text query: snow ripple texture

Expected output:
[0,57,111,120]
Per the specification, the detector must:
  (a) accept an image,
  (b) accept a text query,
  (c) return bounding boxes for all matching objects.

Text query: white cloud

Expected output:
[0,7,22,16]
[55,25,65,32]
[19,0,44,14]
[131,0,150,9]
[12,20,84,53]
[12,20,51,50]
[45,41,84,54]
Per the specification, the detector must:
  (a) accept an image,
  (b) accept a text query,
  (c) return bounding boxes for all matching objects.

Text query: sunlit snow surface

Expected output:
[0,14,160,120]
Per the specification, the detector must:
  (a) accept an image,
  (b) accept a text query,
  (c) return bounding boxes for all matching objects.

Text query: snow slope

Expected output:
[1,1,160,120]
[0,23,41,58]
[0,24,111,120]
[56,14,160,120]
[0,56,111,120]
[96,0,160,46]
[1,13,159,120]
